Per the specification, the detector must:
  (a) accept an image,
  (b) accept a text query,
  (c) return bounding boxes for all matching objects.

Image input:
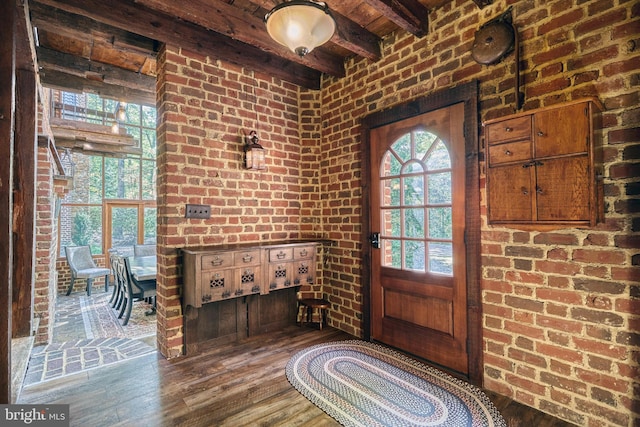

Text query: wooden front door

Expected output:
[369,102,469,374]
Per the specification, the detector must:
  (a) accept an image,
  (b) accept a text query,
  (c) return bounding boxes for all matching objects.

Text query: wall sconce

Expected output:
[244,130,266,170]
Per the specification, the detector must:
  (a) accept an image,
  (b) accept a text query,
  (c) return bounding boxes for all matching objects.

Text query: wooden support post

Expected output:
[0,0,16,405]
[12,68,36,338]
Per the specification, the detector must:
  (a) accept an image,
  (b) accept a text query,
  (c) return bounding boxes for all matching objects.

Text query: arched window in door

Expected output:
[379,129,453,275]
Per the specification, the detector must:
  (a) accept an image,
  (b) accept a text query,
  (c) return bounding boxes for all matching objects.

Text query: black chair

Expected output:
[108,247,133,306]
[64,246,110,296]
[118,256,156,326]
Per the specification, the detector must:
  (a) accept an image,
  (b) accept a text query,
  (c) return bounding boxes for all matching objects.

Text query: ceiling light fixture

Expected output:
[264,0,336,57]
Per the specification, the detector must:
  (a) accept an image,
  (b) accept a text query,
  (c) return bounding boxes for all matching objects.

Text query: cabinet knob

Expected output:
[251,285,260,293]
[211,256,223,266]
[504,149,512,156]
[536,187,543,194]
[222,291,231,298]
[505,126,513,132]
[522,188,528,195]
[276,251,286,259]
[537,131,545,136]
[242,254,253,263]
[235,289,244,296]
[300,249,307,257]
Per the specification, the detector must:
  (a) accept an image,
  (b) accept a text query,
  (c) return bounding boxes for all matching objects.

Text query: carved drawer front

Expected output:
[486,116,531,145]
[269,248,293,262]
[201,252,233,270]
[488,141,532,166]
[294,245,314,260]
[293,260,315,286]
[201,269,234,303]
[234,250,260,266]
[237,266,262,295]
[268,263,292,291]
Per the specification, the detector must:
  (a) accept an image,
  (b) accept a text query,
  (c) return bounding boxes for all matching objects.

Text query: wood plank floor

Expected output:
[19,326,575,426]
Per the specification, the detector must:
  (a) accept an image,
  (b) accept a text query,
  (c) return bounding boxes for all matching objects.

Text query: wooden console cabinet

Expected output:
[484,98,603,228]
[181,240,320,354]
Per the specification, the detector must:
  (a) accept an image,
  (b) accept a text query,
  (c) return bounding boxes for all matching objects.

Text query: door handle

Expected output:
[369,232,381,249]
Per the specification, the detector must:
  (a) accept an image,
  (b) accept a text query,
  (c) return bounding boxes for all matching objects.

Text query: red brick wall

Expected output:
[155,45,324,357]
[319,0,639,425]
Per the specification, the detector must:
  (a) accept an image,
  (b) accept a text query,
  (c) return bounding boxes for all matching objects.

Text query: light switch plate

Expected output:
[185,204,211,219]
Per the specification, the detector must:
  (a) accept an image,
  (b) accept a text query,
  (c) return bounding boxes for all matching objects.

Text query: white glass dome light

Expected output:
[265,1,336,57]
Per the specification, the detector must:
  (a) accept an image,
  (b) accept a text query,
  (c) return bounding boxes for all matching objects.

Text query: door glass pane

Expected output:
[404,208,424,238]
[415,131,437,160]
[403,175,424,205]
[426,140,451,170]
[382,178,401,206]
[404,240,425,271]
[382,209,400,237]
[381,152,402,176]
[144,207,157,244]
[392,134,411,162]
[427,172,451,204]
[428,208,452,239]
[429,242,452,275]
[382,239,402,268]
[110,207,139,248]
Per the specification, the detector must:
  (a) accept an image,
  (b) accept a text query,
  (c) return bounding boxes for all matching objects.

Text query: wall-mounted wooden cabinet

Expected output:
[484,98,603,229]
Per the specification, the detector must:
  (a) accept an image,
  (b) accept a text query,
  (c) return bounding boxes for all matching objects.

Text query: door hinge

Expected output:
[369,232,381,249]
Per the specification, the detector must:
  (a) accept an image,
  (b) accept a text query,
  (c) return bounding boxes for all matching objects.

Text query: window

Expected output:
[56,90,157,257]
[379,129,453,275]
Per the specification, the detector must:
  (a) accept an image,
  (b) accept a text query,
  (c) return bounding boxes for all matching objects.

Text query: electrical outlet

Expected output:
[185,204,211,219]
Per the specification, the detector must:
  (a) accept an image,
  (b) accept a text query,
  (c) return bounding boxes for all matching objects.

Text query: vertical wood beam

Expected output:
[12,68,36,338]
[0,0,16,405]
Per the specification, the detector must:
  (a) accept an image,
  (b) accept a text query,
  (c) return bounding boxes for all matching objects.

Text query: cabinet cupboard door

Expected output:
[487,164,534,221]
[534,103,589,158]
[536,156,590,221]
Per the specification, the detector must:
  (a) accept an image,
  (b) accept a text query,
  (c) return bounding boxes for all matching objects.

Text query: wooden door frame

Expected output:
[360,80,483,386]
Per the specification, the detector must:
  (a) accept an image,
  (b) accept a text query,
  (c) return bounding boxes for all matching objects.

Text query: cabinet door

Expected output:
[487,164,534,222]
[534,102,589,158]
[536,155,590,221]
[293,260,315,286]
[237,266,262,296]
[268,262,292,291]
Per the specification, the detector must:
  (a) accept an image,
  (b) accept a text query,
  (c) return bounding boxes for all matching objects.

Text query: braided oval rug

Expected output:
[286,340,506,427]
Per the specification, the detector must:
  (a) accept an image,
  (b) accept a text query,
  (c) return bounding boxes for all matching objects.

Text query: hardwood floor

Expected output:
[19,326,575,426]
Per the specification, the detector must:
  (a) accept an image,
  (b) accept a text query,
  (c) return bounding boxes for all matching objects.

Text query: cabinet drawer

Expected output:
[201,252,233,269]
[486,116,531,145]
[234,250,260,266]
[269,248,293,262]
[294,245,314,260]
[488,141,531,165]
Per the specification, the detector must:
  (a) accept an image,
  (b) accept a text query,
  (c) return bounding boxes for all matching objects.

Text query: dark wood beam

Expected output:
[40,69,156,105]
[35,0,325,88]
[363,0,429,37]
[0,0,15,406]
[37,47,155,92]
[30,1,159,59]
[12,68,37,339]
[134,0,351,74]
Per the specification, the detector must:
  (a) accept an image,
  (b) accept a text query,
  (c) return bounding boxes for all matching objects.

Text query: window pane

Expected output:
[124,125,142,148]
[429,242,452,275]
[426,140,451,170]
[141,128,156,159]
[125,104,141,125]
[142,160,157,200]
[427,172,451,204]
[404,240,425,271]
[428,207,452,239]
[382,239,402,269]
[382,209,400,237]
[110,207,139,248]
[403,175,424,205]
[391,134,411,163]
[381,152,402,177]
[105,158,140,199]
[59,205,103,256]
[142,105,156,128]
[404,208,424,238]
[144,207,157,244]
[415,131,437,161]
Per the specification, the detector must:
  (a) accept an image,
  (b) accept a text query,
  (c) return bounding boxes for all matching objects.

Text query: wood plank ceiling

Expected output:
[29,0,491,101]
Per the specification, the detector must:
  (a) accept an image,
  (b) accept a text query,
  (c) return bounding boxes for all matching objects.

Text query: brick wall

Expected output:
[319,0,639,426]
[155,45,324,357]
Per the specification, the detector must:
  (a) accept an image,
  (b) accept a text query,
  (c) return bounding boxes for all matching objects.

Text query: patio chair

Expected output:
[64,245,111,296]
[118,256,156,326]
[134,244,156,257]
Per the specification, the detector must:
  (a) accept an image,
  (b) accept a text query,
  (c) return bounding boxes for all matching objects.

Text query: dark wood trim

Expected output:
[12,68,37,338]
[360,80,483,386]
[0,0,16,405]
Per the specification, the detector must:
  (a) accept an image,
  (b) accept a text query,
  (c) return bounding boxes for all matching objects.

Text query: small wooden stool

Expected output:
[297,298,330,330]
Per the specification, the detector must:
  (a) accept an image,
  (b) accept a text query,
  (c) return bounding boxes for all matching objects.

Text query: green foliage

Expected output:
[72,211,91,246]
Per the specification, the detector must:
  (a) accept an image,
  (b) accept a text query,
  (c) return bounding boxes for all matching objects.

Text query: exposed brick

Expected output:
[571,307,624,326]
[572,249,627,265]
[505,245,545,258]
[573,278,626,294]
[540,371,587,395]
[533,232,579,246]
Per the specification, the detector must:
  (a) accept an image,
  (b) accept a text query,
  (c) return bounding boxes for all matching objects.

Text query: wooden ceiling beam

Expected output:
[363,0,429,37]
[40,69,156,105]
[30,1,159,59]
[34,0,325,88]
[36,46,155,92]
[134,0,352,73]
